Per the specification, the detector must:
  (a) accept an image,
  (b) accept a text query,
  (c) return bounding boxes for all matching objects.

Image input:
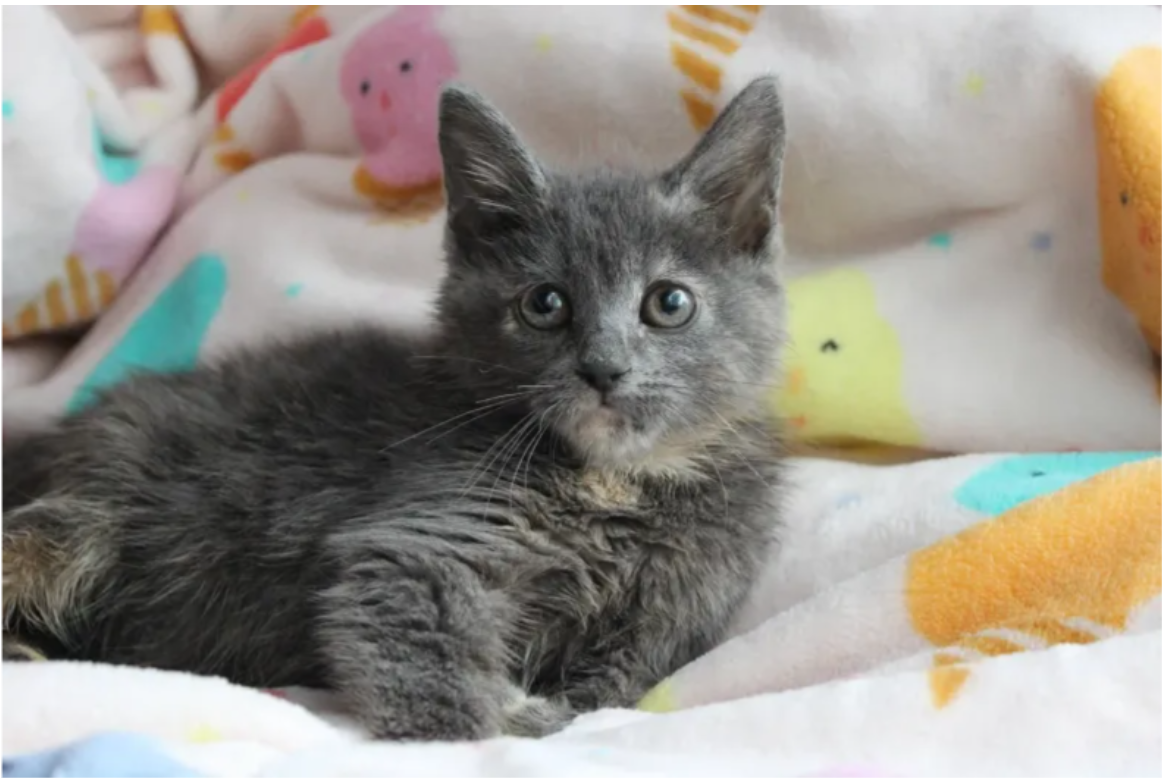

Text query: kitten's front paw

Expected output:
[501,693,575,738]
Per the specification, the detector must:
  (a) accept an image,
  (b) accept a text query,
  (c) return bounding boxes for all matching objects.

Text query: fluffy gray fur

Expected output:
[3,78,788,741]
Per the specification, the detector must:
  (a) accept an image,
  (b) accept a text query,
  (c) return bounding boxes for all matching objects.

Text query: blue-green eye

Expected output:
[641,283,696,329]
[518,284,571,330]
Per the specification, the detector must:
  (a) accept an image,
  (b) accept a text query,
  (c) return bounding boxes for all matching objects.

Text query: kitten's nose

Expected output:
[576,360,630,392]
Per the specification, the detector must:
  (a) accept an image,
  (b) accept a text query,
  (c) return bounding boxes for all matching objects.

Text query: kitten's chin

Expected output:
[558,400,739,481]
[558,406,659,471]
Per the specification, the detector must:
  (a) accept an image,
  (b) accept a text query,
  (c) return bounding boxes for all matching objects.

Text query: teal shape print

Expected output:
[953,452,1159,516]
[67,254,228,413]
[92,124,142,185]
[926,232,952,249]
[2,99,13,119]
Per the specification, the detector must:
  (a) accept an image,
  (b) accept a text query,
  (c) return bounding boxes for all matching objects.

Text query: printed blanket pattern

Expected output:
[1,5,1162,778]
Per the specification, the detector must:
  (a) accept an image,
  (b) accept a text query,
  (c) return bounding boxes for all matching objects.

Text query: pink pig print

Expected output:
[340,6,458,221]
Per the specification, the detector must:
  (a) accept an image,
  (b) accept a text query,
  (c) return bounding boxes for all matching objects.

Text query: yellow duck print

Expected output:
[773,267,922,448]
[1094,46,1161,389]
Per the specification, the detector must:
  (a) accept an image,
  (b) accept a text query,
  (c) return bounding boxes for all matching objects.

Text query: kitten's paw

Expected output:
[501,693,575,738]
[357,678,502,742]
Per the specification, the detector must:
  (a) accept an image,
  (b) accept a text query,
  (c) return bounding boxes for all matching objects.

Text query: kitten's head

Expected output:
[434,78,787,471]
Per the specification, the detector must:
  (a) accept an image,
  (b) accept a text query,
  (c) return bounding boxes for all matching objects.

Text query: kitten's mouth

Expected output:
[576,403,627,432]
[554,393,658,464]
[556,394,631,441]
[581,385,627,411]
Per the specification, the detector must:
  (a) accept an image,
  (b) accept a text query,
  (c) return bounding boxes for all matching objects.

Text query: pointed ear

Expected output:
[661,77,787,255]
[438,85,546,241]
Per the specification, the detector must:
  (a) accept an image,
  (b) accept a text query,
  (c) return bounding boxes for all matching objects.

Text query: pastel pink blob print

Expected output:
[73,169,181,281]
[340,6,458,222]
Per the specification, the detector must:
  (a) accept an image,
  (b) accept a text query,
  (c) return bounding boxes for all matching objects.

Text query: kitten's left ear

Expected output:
[438,85,546,241]
[661,77,787,255]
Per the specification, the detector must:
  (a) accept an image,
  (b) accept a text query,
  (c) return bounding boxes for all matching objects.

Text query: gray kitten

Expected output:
[3,78,788,741]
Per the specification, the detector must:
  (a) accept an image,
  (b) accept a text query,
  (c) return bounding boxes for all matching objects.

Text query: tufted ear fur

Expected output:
[438,85,546,244]
[660,77,787,256]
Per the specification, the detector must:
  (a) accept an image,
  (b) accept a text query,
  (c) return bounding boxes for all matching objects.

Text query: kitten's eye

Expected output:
[518,284,571,330]
[641,283,696,329]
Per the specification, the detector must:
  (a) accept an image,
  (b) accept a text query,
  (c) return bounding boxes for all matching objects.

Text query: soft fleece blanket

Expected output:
[2,5,1162,777]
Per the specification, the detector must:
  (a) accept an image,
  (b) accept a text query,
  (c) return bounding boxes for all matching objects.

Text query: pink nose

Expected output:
[379,91,391,111]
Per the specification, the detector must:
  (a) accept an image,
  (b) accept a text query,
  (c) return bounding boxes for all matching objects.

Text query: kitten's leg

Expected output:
[2,497,118,648]
[318,549,518,741]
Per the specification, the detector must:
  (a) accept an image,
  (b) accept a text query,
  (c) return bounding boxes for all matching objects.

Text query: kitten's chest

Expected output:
[499,468,692,617]
[408,451,744,619]
[518,467,662,550]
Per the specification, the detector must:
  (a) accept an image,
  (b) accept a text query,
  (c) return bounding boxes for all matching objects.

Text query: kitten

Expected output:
[3,78,788,741]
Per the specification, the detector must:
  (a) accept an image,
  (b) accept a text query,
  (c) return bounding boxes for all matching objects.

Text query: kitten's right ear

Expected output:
[438,85,546,239]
